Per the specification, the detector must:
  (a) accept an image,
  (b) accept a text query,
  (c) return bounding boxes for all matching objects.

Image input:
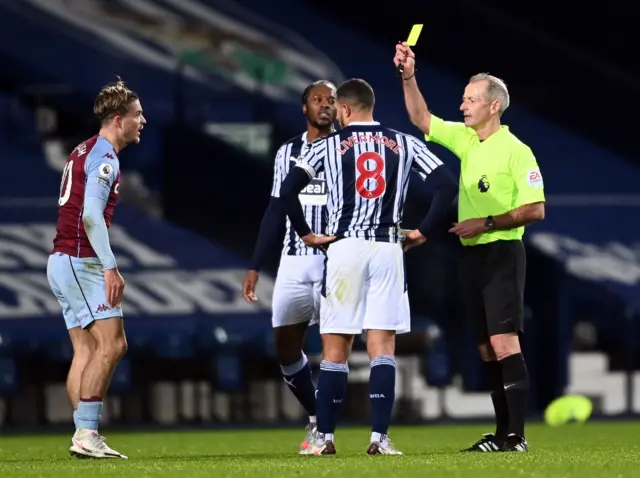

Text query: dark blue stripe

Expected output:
[321,253,328,298]
[336,139,356,235]
[402,251,408,293]
[377,135,401,231]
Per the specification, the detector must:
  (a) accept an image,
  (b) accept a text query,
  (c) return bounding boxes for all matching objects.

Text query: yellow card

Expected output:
[406,24,423,47]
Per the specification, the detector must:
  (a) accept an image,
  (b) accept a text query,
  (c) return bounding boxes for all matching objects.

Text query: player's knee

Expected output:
[477,342,497,361]
[273,323,307,364]
[69,330,97,361]
[321,333,352,363]
[489,333,521,361]
[366,330,396,359]
[96,336,127,363]
[73,343,96,364]
[276,345,303,366]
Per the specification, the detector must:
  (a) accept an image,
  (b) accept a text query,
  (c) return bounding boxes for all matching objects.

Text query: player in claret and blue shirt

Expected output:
[47,78,145,459]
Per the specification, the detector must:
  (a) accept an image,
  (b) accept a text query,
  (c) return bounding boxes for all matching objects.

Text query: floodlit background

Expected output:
[0,0,637,437]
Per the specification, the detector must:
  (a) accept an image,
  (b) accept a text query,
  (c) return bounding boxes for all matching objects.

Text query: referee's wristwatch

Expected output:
[484,215,496,231]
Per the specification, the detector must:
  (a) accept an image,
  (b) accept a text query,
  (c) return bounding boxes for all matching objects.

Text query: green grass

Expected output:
[1,422,638,477]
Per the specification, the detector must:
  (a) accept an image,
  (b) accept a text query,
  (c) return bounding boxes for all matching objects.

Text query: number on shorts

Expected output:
[355,151,386,199]
[58,160,73,206]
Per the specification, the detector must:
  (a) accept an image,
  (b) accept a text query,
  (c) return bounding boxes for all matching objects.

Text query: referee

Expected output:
[394,43,545,453]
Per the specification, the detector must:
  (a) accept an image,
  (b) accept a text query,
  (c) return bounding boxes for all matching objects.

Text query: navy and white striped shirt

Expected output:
[271,132,328,256]
[294,122,444,243]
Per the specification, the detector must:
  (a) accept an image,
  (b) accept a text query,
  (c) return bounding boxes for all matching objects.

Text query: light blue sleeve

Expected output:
[82,144,119,270]
[85,143,120,200]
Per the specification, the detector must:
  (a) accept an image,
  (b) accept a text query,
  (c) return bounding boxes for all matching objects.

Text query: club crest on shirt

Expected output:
[478,175,490,193]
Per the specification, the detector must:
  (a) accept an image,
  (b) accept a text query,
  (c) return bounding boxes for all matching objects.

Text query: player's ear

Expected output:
[302,103,308,115]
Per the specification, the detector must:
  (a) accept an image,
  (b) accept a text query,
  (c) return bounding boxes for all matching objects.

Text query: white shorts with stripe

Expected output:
[271,255,324,328]
[320,238,411,335]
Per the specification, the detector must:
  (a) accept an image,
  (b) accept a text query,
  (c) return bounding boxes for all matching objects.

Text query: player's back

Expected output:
[300,122,442,243]
[52,135,121,257]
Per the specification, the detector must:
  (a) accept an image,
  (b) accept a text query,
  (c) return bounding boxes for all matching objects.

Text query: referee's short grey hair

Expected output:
[469,73,510,116]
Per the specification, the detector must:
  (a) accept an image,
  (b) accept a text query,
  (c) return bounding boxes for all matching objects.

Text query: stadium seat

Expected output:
[109,358,132,395]
[0,358,18,395]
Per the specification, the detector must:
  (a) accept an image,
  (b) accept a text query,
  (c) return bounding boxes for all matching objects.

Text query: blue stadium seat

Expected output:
[413,317,453,388]
[0,332,13,358]
[109,358,132,394]
[0,358,18,395]
[148,331,196,360]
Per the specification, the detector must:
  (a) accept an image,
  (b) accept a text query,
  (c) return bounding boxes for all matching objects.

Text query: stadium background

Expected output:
[0,0,638,433]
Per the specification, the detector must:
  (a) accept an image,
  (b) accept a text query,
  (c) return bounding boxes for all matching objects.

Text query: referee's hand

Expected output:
[402,229,426,252]
[394,42,416,78]
[449,218,487,239]
[301,232,336,250]
[242,269,259,303]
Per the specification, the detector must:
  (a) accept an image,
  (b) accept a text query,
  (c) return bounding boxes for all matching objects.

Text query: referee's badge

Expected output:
[478,175,490,193]
[526,168,544,189]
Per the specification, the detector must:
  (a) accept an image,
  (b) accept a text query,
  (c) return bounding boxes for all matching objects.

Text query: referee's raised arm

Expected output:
[394,43,431,135]
[395,44,545,454]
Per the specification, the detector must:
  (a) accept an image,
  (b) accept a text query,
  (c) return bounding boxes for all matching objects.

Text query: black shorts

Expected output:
[461,240,526,344]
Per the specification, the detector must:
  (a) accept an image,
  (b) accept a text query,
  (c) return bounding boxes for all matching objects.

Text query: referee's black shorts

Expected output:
[461,239,526,344]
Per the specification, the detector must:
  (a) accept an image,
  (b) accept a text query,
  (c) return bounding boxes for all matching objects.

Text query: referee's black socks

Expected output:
[499,353,529,438]
[484,360,509,441]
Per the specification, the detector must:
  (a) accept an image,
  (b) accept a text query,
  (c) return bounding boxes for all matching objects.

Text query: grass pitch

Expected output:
[0,422,638,477]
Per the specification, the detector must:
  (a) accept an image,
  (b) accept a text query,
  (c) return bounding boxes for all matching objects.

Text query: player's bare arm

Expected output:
[394,43,432,135]
[242,270,259,303]
[449,202,545,239]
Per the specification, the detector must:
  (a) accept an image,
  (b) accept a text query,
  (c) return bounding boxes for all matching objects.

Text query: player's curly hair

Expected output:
[301,80,336,106]
[94,76,139,124]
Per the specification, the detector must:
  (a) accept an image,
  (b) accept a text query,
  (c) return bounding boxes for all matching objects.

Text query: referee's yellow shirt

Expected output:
[425,115,545,246]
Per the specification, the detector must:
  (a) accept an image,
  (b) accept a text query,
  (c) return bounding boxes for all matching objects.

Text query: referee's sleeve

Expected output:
[511,147,546,206]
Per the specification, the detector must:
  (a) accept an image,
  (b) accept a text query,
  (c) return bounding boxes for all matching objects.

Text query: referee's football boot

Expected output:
[366,435,403,455]
[461,433,503,452]
[308,433,337,455]
[500,433,528,452]
[299,422,318,455]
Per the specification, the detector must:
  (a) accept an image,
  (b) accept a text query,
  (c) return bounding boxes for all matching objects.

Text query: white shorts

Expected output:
[320,238,411,335]
[271,255,324,328]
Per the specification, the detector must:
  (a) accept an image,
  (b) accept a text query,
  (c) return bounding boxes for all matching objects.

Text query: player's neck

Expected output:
[98,128,125,154]
[306,126,334,143]
[343,114,374,127]
[473,118,501,141]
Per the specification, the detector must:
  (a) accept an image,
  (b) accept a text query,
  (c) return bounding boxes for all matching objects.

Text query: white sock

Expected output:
[319,432,334,442]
